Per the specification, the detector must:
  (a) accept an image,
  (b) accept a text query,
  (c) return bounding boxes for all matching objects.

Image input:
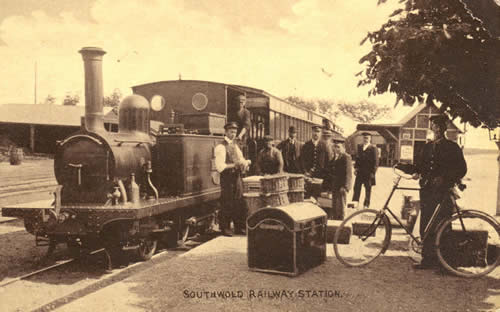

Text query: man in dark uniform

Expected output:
[214,122,251,236]
[255,135,284,175]
[352,132,378,208]
[399,115,467,269]
[277,126,302,173]
[328,138,353,220]
[230,94,252,156]
[301,125,333,198]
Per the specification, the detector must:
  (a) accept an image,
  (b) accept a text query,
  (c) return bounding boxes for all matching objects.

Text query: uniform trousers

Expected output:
[352,174,373,207]
[330,188,347,220]
[419,186,454,265]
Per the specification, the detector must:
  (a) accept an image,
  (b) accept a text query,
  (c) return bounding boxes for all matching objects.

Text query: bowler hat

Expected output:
[288,126,297,133]
[312,125,322,131]
[224,122,238,130]
[333,137,345,143]
[361,132,372,136]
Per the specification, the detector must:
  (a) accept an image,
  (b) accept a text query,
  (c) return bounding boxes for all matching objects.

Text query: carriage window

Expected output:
[269,111,275,138]
[276,112,282,140]
[151,95,165,111]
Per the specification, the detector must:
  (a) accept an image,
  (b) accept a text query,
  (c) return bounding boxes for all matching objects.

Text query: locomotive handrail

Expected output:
[59,135,102,146]
[114,139,147,147]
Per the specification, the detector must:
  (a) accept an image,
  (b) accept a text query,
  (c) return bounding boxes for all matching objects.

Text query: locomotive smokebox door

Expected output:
[247,202,327,276]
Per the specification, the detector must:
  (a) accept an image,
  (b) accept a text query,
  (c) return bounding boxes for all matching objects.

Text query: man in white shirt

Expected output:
[214,122,251,236]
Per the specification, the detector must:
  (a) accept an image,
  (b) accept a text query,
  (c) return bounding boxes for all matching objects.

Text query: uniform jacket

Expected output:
[255,146,284,175]
[328,153,353,191]
[277,138,302,173]
[414,138,467,189]
[354,144,378,185]
[300,140,333,178]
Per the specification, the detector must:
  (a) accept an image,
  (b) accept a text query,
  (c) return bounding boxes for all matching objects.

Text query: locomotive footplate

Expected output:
[2,189,221,234]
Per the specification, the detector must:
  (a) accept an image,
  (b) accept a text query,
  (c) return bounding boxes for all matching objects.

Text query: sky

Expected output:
[0,0,497,149]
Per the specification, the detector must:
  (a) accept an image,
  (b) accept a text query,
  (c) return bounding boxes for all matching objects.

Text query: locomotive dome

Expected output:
[119,94,150,133]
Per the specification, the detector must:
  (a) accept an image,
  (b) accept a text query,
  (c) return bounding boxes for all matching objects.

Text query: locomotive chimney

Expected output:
[79,47,106,132]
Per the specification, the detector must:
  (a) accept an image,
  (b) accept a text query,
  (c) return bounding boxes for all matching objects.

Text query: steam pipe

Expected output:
[79,47,106,133]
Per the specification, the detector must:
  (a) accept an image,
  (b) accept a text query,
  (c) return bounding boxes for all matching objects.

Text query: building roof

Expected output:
[0,104,116,127]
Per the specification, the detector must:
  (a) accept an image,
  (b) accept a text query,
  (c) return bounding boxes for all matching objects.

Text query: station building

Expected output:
[0,104,117,154]
[346,103,464,166]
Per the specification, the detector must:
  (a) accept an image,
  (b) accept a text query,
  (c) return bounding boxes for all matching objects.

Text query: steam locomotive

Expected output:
[2,47,336,267]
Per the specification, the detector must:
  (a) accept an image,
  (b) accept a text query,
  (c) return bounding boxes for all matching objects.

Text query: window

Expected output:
[275,112,281,139]
[269,111,275,138]
[151,95,165,111]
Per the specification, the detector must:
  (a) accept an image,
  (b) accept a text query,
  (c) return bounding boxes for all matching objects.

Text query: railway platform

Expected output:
[55,230,500,312]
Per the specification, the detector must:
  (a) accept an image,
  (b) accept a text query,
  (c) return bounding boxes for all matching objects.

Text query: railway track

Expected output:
[0,231,216,312]
[0,248,105,288]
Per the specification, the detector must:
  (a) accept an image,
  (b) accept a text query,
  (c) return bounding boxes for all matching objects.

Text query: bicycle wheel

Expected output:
[333,209,391,267]
[436,210,500,278]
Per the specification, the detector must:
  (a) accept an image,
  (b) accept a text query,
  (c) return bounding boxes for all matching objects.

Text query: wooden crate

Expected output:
[178,112,226,135]
[242,176,263,193]
[243,192,263,216]
[262,192,289,207]
[261,174,289,193]
[288,174,305,192]
[288,191,304,203]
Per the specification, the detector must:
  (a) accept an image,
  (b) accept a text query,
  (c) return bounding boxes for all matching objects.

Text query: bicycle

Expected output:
[333,164,500,278]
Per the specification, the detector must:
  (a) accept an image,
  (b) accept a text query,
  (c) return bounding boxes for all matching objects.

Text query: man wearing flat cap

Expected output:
[214,121,252,236]
[352,131,379,209]
[277,126,302,173]
[255,135,284,175]
[397,114,467,269]
[301,125,333,196]
[327,138,353,220]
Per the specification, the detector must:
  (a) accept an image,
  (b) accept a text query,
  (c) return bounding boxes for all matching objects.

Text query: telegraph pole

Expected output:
[34,61,37,104]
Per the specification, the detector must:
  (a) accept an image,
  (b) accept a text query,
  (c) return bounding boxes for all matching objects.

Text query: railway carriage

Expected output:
[2,47,337,268]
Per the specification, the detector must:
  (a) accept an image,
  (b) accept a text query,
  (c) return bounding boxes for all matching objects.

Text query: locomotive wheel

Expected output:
[136,237,157,261]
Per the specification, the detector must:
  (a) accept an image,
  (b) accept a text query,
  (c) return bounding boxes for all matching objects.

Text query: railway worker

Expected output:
[352,132,378,209]
[399,115,467,270]
[301,125,333,198]
[214,122,252,237]
[230,94,252,156]
[327,138,353,220]
[277,126,302,173]
[255,135,284,175]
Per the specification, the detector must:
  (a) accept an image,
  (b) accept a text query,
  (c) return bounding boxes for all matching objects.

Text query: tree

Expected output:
[42,94,56,105]
[103,89,123,107]
[337,100,391,123]
[284,96,317,112]
[62,93,79,106]
[317,99,342,122]
[359,0,500,128]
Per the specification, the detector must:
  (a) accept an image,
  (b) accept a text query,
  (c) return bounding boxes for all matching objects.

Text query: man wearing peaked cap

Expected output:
[255,135,284,175]
[352,131,378,209]
[224,121,238,130]
[300,125,333,198]
[327,137,352,220]
[277,126,302,173]
[410,113,466,269]
[214,121,252,236]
